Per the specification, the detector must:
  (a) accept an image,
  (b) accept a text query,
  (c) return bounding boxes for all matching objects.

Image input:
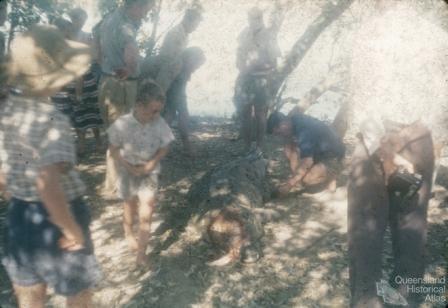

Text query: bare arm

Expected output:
[109,144,139,175]
[142,146,169,174]
[114,42,140,80]
[287,157,314,186]
[124,42,139,76]
[236,36,249,72]
[36,164,84,247]
[278,155,314,194]
[0,170,10,200]
[0,170,6,193]
[155,29,186,91]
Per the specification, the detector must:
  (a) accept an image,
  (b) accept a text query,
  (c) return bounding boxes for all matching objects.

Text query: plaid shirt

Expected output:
[0,95,85,201]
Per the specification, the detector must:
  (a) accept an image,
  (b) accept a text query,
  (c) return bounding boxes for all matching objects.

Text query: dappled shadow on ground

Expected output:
[435,165,448,191]
[0,118,446,308]
[118,118,353,307]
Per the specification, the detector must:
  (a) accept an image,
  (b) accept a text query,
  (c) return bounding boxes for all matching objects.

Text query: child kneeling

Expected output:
[108,81,174,266]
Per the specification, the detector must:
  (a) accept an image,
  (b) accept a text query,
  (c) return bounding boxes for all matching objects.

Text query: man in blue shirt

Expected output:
[267,111,345,195]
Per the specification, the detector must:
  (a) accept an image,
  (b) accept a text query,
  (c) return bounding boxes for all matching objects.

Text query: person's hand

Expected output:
[1,190,11,201]
[378,134,401,181]
[59,224,85,251]
[114,68,129,80]
[278,182,292,196]
[393,154,415,174]
[142,160,157,175]
[287,177,299,188]
[123,162,143,177]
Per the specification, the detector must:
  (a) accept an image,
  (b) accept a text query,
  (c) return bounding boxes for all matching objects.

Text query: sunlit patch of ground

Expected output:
[0,117,446,308]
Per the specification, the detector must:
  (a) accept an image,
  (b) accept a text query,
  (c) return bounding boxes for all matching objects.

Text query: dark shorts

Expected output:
[164,94,188,119]
[1,198,102,296]
[234,74,271,108]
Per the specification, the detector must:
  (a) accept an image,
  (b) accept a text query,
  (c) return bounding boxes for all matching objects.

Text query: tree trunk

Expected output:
[146,0,163,56]
[271,0,354,99]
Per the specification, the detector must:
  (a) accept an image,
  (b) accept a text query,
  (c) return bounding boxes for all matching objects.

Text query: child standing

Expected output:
[108,81,174,266]
[0,26,101,307]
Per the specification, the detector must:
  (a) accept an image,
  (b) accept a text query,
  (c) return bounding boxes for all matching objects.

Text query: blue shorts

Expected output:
[1,198,102,296]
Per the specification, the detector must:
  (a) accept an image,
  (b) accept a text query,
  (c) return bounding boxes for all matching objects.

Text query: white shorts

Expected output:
[117,168,158,201]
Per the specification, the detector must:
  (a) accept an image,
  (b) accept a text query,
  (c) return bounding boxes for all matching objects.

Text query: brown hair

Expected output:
[183,8,202,24]
[68,8,87,22]
[136,80,165,106]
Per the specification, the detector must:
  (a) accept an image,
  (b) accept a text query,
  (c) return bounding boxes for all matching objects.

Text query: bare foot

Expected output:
[136,252,147,267]
[326,178,337,192]
[207,253,237,267]
[126,235,138,251]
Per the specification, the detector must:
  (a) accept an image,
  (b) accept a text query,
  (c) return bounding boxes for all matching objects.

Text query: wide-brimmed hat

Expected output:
[7,25,91,96]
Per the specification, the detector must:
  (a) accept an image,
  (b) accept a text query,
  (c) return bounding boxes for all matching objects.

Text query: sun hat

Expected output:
[7,24,91,96]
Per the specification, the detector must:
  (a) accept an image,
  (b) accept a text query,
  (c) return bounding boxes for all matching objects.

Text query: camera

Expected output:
[388,168,422,199]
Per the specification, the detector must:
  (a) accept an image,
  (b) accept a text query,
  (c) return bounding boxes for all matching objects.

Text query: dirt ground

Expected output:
[0,117,447,308]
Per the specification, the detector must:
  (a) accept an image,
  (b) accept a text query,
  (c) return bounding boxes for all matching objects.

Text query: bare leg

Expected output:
[13,283,47,308]
[178,106,192,154]
[241,104,254,149]
[66,289,93,308]
[302,162,338,191]
[123,197,138,251]
[254,103,267,148]
[104,150,118,195]
[136,196,156,266]
[284,144,300,173]
[432,142,443,189]
[207,213,246,267]
[301,163,329,187]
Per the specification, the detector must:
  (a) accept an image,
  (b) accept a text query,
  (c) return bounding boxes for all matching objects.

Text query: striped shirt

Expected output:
[0,95,85,201]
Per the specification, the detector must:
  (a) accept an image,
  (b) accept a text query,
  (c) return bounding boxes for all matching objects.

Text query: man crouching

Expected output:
[267,111,345,195]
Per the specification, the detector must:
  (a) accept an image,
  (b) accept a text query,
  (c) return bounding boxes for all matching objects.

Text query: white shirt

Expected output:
[107,112,175,173]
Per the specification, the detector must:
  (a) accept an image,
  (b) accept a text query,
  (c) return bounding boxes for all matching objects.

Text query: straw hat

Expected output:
[7,25,92,96]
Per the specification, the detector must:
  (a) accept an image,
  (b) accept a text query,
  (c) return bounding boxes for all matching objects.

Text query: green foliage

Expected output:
[8,0,72,30]
[5,0,75,49]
